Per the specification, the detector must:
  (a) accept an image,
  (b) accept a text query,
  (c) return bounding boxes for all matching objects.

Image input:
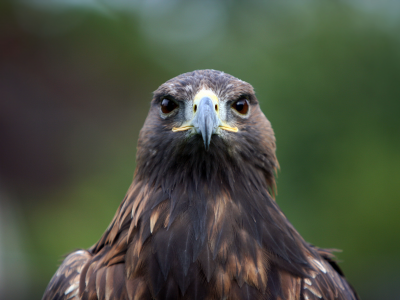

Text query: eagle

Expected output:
[43,70,358,300]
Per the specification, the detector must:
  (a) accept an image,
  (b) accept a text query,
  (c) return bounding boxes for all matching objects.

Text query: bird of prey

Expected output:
[42,70,358,300]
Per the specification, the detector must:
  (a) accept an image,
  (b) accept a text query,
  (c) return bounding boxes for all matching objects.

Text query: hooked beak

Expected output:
[192,96,219,150]
[172,89,238,150]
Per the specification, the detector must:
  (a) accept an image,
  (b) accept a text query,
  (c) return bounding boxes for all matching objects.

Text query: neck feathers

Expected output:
[93,154,310,298]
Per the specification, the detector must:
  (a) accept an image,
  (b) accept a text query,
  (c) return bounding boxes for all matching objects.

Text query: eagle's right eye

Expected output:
[161,98,178,114]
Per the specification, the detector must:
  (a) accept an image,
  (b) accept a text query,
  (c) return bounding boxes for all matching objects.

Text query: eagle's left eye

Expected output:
[161,98,178,114]
[232,98,249,115]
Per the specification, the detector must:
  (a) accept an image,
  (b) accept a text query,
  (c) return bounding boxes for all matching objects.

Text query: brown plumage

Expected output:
[42,70,358,300]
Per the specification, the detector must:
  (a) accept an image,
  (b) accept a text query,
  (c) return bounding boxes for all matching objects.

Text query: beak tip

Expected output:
[202,133,211,151]
[204,140,210,151]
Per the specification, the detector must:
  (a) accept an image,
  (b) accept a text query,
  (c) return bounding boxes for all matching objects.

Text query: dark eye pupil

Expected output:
[233,99,249,114]
[161,99,177,114]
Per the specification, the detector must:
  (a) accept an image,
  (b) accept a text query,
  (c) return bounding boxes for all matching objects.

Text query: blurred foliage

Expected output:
[0,0,399,299]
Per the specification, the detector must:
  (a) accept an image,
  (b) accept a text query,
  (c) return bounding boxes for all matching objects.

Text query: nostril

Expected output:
[194,105,197,112]
[215,104,218,111]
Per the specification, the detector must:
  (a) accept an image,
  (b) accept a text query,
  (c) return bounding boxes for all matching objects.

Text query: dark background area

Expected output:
[1,1,399,299]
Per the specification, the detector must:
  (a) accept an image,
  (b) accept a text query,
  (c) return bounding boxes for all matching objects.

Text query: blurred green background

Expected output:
[1,0,399,299]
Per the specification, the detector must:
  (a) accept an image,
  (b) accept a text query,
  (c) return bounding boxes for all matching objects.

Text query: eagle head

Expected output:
[136,69,278,193]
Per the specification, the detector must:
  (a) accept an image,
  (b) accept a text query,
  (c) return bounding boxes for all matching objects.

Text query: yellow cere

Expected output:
[193,89,219,111]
